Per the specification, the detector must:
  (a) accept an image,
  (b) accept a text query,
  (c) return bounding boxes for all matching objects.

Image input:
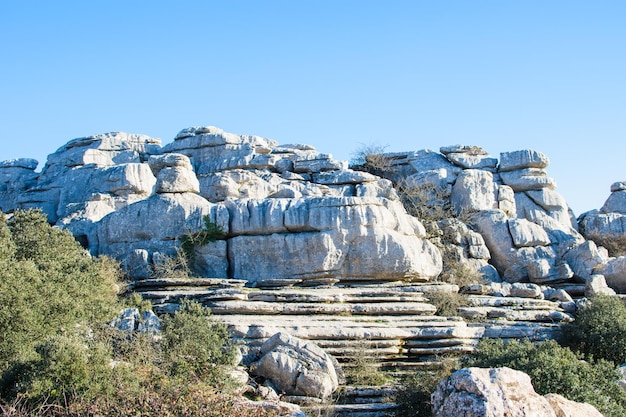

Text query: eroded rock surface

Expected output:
[431,367,604,417]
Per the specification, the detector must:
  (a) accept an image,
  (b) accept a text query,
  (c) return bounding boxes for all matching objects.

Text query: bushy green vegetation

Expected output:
[565,294,626,365]
[0,210,270,417]
[465,339,626,417]
[394,358,458,417]
[0,210,121,372]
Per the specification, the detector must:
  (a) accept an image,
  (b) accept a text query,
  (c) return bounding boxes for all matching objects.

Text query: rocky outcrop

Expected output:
[2,126,445,286]
[251,333,340,399]
[384,146,590,286]
[431,367,604,417]
[5,127,623,293]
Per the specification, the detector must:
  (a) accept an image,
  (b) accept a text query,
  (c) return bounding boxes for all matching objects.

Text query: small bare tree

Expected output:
[350,143,394,176]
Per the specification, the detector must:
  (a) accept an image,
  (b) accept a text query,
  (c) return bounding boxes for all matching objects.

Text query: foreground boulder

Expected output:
[250,333,340,399]
[431,367,603,417]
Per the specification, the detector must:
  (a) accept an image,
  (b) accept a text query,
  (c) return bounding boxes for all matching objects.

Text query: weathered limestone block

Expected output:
[228,199,293,235]
[440,145,489,155]
[251,333,339,399]
[544,394,604,417]
[579,210,626,242]
[471,210,516,276]
[450,169,498,214]
[163,127,279,174]
[527,259,573,284]
[499,149,550,172]
[341,229,443,282]
[57,164,156,218]
[585,275,616,297]
[16,186,61,222]
[229,232,342,286]
[155,166,200,193]
[516,191,575,231]
[97,193,228,270]
[312,169,378,185]
[42,132,161,178]
[192,240,229,278]
[147,153,193,173]
[601,190,626,215]
[432,367,557,417]
[0,158,39,212]
[282,197,426,237]
[500,168,557,192]
[497,185,516,216]
[508,218,551,247]
[408,149,463,175]
[293,154,346,173]
[594,256,626,293]
[562,241,609,280]
[444,147,498,170]
[199,170,278,201]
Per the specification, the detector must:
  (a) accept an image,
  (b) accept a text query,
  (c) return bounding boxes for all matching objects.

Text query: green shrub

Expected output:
[565,295,626,365]
[0,210,122,372]
[465,339,626,417]
[180,215,226,262]
[161,300,238,385]
[425,290,468,317]
[394,358,457,417]
[342,341,389,386]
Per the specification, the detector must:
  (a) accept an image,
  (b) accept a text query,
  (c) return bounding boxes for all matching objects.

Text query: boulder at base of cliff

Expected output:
[250,333,339,400]
[431,367,604,417]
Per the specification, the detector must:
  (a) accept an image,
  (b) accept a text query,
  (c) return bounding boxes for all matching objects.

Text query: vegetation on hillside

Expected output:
[465,338,626,417]
[0,210,274,417]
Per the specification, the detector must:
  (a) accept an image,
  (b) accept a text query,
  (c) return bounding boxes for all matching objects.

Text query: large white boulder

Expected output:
[251,333,339,399]
[431,367,604,417]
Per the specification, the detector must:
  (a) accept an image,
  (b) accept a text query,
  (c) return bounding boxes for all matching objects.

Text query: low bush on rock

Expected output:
[465,339,626,417]
[565,294,626,365]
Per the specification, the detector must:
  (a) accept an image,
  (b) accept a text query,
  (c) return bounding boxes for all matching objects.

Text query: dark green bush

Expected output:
[565,294,626,365]
[0,210,273,415]
[161,299,238,384]
[394,358,457,417]
[0,210,121,372]
[465,339,626,417]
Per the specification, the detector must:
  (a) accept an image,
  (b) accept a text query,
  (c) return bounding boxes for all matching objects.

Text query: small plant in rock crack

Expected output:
[180,215,226,262]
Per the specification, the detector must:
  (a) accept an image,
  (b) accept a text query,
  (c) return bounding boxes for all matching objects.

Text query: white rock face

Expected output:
[251,333,339,399]
[227,197,441,285]
[431,367,604,417]
[3,129,623,296]
[544,394,604,417]
[499,149,550,171]
[450,170,498,214]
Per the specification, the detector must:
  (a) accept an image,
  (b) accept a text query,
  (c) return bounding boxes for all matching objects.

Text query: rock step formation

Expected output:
[128,277,571,373]
[300,386,397,417]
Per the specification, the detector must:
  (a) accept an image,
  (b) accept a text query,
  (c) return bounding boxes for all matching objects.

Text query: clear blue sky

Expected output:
[1,1,624,216]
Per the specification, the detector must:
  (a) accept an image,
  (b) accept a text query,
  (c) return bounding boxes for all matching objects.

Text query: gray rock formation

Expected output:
[431,367,604,417]
[1,126,624,295]
[251,333,340,399]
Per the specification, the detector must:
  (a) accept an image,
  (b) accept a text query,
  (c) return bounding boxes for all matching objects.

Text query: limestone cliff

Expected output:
[1,126,625,295]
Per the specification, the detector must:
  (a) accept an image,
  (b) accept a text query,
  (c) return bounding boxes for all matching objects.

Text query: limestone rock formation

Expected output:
[250,333,340,399]
[431,367,604,417]
[1,127,624,294]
